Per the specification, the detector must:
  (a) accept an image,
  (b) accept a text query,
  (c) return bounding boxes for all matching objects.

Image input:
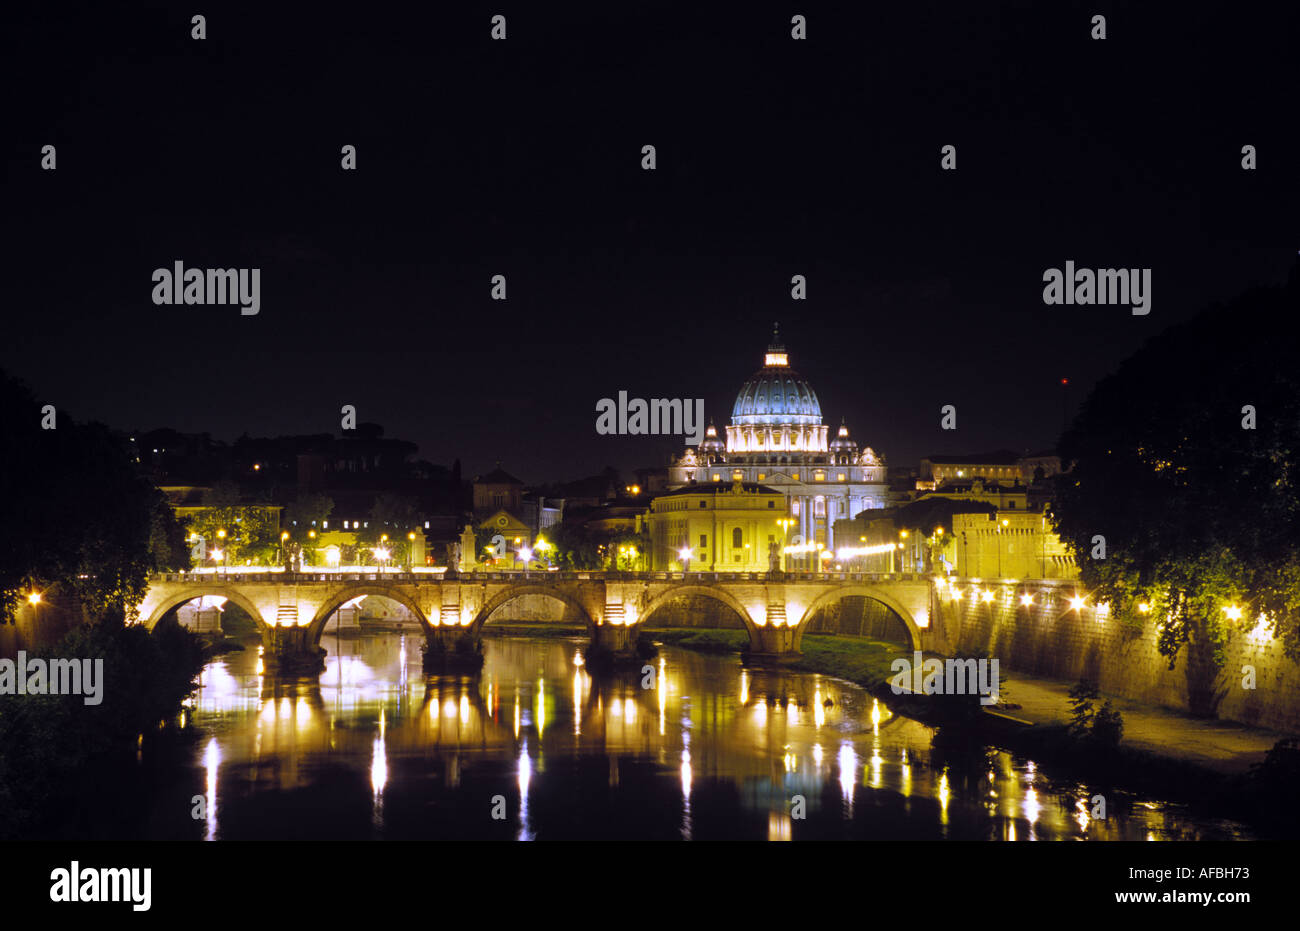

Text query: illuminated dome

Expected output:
[731,329,823,427]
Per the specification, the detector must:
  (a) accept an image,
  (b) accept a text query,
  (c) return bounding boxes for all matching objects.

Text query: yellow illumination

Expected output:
[1223,605,1243,621]
[980,590,994,603]
[1137,602,1151,613]
[27,591,42,605]
[1069,595,1085,611]
[1019,593,1033,607]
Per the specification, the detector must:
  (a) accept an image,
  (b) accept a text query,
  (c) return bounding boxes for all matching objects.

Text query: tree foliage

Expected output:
[0,370,189,622]
[1051,273,1300,667]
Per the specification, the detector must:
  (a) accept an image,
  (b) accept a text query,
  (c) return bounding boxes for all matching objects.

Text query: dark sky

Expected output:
[5,1,1296,483]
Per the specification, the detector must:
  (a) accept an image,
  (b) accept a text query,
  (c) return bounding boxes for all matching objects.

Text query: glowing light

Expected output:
[980,590,994,602]
[838,742,857,809]
[1069,595,1085,611]
[203,738,220,841]
[1019,593,1034,607]
[1137,602,1151,614]
[26,592,41,605]
[370,734,387,798]
[1247,614,1274,644]
[834,542,900,559]
[1024,787,1041,824]
[1223,605,1243,621]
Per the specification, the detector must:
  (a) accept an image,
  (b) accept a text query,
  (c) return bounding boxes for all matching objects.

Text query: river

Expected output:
[175,629,1251,840]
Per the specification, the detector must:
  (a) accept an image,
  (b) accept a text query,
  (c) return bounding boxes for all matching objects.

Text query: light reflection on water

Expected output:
[186,631,1252,841]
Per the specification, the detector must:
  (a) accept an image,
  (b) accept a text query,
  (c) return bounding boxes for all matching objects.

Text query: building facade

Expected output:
[646,480,785,572]
[666,330,888,565]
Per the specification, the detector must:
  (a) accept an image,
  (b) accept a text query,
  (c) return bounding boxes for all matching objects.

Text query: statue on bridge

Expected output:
[768,539,782,573]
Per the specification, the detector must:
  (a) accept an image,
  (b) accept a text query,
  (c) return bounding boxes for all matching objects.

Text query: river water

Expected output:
[177,629,1251,841]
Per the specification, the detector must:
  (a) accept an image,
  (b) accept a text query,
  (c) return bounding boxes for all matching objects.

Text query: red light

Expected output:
[1061,378,1069,385]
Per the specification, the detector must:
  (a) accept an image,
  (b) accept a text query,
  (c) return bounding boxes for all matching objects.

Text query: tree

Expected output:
[0,369,185,622]
[1051,270,1300,706]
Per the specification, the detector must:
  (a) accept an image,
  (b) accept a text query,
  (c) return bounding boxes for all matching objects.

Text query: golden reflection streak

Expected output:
[573,669,583,736]
[838,742,857,813]
[203,738,219,841]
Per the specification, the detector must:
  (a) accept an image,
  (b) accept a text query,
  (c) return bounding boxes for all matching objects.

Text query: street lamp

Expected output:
[678,546,693,573]
[520,546,533,576]
[408,531,416,570]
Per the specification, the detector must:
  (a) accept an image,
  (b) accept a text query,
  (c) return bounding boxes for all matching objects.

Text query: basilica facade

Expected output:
[665,331,888,566]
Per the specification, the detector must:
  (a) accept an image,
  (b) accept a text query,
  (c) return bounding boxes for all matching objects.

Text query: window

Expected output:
[712,473,721,482]
[814,497,825,517]
[837,473,846,481]
[699,500,707,508]
[699,534,708,549]
[732,528,743,548]
[814,471,825,481]
[757,473,765,480]
[732,471,743,481]
[767,500,775,508]
[792,499,801,516]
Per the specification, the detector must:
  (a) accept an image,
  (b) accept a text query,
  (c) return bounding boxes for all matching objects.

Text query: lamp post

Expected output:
[678,545,693,574]
[216,528,227,575]
[408,531,416,571]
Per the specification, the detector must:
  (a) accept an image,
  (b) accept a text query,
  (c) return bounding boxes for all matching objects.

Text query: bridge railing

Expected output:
[152,569,940,584]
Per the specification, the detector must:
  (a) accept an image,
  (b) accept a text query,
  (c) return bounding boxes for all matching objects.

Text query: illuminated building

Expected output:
[646,480,786,572]
[666,328,888,563]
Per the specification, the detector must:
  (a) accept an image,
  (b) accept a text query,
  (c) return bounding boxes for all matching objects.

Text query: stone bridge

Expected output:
[136,570,946,674]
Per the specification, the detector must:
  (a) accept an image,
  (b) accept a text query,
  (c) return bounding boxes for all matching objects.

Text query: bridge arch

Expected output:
[304,585,433,644]
[143,586,270,633]
[469,584,597,634]
[793,585,923,652]
[634,584,759,637]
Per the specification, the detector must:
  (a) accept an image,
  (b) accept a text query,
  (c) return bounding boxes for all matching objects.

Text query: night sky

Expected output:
[5,1,1296,482]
